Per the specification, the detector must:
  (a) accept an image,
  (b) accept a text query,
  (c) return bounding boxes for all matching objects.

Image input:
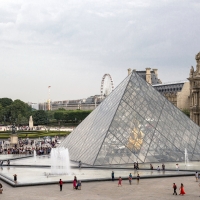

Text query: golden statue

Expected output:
[127,122,144,151]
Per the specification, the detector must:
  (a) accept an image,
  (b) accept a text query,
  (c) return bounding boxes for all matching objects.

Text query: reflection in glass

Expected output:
[60,72,200,165]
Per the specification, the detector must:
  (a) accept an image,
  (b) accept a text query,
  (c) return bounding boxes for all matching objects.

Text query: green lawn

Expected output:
[0,131,70,139]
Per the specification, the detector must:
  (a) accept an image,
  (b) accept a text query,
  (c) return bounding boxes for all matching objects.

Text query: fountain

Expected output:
[185,148,189,166]
[34,150,37,162]
[50,147,70,175]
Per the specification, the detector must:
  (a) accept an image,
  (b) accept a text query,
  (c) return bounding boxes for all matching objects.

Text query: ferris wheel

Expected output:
[100,74,114,98]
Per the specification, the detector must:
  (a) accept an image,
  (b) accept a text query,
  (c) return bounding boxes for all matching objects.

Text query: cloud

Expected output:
[0,0,199,102]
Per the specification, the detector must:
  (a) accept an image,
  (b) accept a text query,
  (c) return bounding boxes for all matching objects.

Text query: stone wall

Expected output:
[177,82,190,110]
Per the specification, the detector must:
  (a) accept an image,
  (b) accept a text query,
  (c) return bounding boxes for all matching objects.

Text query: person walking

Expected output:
[195,172,199,182]
[162,163,165,171]
[111,171,114,181]
[0,183,3,194]
[136,161,139,170]
[7,160,10,166]
[173,183,177,195]
[133,162,136,169]
[137,174,140,185]
[150,164,153,170]
[59,179,63,191]
[179,183,186,195]
[118,177,122,187]
[199,183,200,197]
[128,173,132,185]
[13,174,17,183]
[176,164,179,171]
[78,161,82,168]
[73,176,77,189]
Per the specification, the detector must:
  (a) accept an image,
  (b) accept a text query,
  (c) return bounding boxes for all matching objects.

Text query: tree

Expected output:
[54,111,64,125]
[9,99,32,123]
[33,110,47,125]
[17,114,28,125]
[0,98,33,125]
[0,104,3,123]
[65,110,92,123]
[0,98,13,108]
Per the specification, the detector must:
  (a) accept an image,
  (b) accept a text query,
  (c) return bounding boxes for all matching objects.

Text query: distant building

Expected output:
[153,81,190,110]
[188,52,200,125]
[131,68,162,85]
[129,68,190,110]
[38,95,102,111]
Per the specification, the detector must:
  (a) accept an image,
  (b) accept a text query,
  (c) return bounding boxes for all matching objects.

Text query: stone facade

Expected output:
[164,93,177,107]
[133,68,162,85]
[132,68,190,110]
[188,52,200,125]
[39,95,102,111]
[177,82,190,110]
[153,82,190,110]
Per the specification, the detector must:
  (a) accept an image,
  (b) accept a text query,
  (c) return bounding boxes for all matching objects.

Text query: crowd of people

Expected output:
[150,163,165,171]
[0,125,74,132]
[0,136,62,157]
[149,163,183,172]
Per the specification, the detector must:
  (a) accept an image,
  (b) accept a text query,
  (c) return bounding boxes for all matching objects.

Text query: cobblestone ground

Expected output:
[1,176,200,200]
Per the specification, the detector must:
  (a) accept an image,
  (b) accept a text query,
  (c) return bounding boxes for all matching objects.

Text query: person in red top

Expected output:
[73,176,77,189]
[118,177,122,187]
[179,183,186,195]
[59,179,63,191]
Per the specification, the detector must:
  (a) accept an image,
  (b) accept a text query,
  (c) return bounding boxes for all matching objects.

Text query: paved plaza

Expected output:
[1,176,200,200]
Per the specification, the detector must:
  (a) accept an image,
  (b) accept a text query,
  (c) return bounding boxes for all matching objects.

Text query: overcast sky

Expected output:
[0,0,199,104]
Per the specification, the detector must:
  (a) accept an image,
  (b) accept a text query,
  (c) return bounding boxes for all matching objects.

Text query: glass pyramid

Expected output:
[60,71,200,165]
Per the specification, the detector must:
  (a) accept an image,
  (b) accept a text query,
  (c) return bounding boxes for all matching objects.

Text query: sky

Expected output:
[0,0,200,104]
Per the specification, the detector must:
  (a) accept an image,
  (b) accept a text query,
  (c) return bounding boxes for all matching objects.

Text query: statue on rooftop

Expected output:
[195,52,200,61]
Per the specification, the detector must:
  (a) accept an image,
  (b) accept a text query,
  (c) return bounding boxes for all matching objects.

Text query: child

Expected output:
[137,174,140,185]
[173,183,177,195]
[128,173,132,185]
[118,177,122,187]
[76,180,81,190]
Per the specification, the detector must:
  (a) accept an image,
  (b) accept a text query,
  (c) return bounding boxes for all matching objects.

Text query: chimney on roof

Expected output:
[127,68,132,75]
[146,68,152,84]
[152,69,158,77]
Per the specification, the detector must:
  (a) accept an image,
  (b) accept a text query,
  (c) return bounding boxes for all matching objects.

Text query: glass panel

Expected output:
[60,71,200,165]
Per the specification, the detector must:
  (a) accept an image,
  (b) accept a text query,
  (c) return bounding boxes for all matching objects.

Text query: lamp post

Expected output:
[10,122,18,148]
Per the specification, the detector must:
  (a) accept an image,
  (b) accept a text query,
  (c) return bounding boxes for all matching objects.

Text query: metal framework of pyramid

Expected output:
[60,71,200,165]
